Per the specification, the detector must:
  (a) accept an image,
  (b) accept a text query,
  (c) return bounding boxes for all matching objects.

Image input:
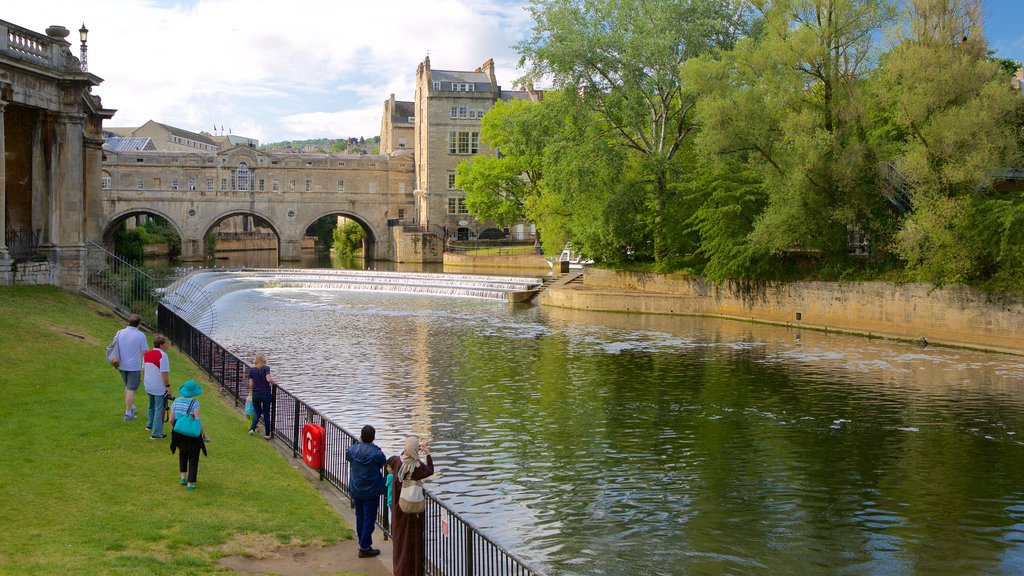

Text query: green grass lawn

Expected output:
[0,286,361,575]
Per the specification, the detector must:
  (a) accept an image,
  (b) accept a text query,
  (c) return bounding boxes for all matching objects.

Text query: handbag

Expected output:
[105,334,119,367]
[173,400,202,437]
[398,477,425,514]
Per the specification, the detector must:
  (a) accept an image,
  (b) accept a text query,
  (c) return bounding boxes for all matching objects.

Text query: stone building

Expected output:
[411,56,542,242]
[0,20,115,287]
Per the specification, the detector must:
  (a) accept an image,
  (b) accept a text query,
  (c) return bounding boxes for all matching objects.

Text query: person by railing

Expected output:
[156,302,541,576]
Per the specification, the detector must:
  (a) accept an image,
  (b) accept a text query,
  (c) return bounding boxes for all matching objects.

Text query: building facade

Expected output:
[411,57,542,242]
[0,20,115,287]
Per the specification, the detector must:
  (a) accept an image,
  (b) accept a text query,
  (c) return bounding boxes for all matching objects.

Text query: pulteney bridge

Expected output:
[101,144,441,262]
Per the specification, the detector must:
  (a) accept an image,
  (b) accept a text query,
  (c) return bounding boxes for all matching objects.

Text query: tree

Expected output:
[689,0,896,265]
[516,0,747,263]
[332,220,365,256]
[456,98,551,230]
[872,0,1023,285]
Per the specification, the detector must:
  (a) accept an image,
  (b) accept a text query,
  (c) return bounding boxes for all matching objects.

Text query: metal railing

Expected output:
[157,303,541,576]
[5,228,40,258]
[83,240,179,326]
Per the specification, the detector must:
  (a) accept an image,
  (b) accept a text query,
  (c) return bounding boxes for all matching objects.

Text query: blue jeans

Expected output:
[353,495,380,550]
[250,397,272,435]
[147,393,166,436]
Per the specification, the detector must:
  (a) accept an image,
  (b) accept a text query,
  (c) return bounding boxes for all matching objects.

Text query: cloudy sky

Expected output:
[5,0,1024,144]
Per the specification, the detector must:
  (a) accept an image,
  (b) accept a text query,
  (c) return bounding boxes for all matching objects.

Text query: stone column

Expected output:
[31,112,46,250]
[0,100,11,285]
[83,129,105,242]
[58,113,87,289]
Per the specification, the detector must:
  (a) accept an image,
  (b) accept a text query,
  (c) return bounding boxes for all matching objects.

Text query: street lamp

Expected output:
[78,23,88,72]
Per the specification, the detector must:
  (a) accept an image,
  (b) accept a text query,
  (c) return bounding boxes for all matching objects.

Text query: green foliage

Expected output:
[0,288,351,575]
[332,220,365,256]
[112,215,181,262]
[306,215,339,248]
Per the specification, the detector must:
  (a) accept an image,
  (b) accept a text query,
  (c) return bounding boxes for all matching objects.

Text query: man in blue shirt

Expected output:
[345,425,387,558]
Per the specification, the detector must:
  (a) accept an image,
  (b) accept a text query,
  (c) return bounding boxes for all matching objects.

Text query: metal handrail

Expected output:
[83,240,178,326]
[157,303,542,576]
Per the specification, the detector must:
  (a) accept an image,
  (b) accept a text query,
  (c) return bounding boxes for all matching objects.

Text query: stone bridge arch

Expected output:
[302,210,382,261]
[103,207,184,244]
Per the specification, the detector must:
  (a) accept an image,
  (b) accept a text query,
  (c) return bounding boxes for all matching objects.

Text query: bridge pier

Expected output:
[181,237,205,262]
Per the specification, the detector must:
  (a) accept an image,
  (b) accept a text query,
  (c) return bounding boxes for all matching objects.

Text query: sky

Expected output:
[5,0,1024,144]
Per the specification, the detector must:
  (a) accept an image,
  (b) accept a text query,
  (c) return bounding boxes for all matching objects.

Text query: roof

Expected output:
[501,89,544,102]
[152,121,218,146]
[103,137,156,152]
[433,69,493,89]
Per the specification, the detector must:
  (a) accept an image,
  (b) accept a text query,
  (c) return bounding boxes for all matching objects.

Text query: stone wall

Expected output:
[443,253,551,271]
[542,268,1024,355]
[13,259,56,285]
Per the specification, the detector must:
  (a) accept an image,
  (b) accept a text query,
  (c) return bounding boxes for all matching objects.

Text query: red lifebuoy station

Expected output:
[302,423,325,470]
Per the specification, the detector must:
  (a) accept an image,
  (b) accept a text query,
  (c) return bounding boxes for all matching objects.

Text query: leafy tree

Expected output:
[516,0,747,263]
[872,0,1023,285]
[306,215,338,248]
[689,0,895,266]
[332,220,365,256]
[456,98,552,231]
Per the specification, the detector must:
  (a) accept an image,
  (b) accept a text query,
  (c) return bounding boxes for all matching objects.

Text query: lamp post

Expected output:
[78,23,88,72]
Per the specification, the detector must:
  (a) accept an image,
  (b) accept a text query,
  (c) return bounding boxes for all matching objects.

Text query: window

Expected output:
[188,178,197,190]
[452,82,475,92]
[259,179,265,192]
[206,179,213,191]
[290,180,296,191]
[221,178,227,191]
[305,179,312,192]
[230,171,236,191]
[448,131,480,154]
[135,177,144,190]
[398,208,405,220]
[448,173,457,189]
[272,179,280,192]
[337,180,345,192]
[447,197,469,214]
[237,163,249,191]
[171,178,179,190]
[398,182,406,194]
[369,181,377,193]
[451,105,469,119]
[102,175,111,190]
[432,81,441,91]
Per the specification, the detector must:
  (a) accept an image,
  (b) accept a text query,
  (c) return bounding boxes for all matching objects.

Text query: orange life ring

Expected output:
[302,423,325,470]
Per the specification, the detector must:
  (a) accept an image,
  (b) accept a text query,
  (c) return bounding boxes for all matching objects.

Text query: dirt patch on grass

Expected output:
[218,538,391,576]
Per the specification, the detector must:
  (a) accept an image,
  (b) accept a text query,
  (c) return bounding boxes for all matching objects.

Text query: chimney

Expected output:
[482,58,496,89]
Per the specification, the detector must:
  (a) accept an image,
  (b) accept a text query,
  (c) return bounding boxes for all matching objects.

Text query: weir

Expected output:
[161,268,545,333]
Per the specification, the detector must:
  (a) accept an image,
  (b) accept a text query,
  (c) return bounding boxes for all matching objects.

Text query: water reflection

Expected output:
[205,285,1024,576]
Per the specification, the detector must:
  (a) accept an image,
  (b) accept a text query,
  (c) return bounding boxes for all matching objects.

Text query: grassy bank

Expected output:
[0,286,361,575]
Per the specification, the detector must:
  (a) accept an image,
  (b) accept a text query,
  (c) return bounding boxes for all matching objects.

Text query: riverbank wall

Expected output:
[444,253,552,271]
[540,268,1024,355]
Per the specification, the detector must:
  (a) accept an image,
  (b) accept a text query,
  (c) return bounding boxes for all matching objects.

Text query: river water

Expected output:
[204,282,1024,576]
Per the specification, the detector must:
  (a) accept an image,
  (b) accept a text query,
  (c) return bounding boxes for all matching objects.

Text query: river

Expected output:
[201,276,1024,575]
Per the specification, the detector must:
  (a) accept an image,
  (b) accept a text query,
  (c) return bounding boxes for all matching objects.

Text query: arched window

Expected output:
[237,162,249,191]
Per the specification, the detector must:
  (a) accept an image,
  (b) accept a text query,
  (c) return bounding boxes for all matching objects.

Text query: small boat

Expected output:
[547,243,594,269]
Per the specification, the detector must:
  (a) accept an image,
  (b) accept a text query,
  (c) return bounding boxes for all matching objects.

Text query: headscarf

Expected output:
[399,435,420,480]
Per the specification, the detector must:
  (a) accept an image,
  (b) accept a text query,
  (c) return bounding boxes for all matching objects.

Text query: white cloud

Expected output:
[3,0,534,142]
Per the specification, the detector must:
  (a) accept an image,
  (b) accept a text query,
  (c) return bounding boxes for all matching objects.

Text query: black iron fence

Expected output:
[158,303,541,576]
[6,228,40,258]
